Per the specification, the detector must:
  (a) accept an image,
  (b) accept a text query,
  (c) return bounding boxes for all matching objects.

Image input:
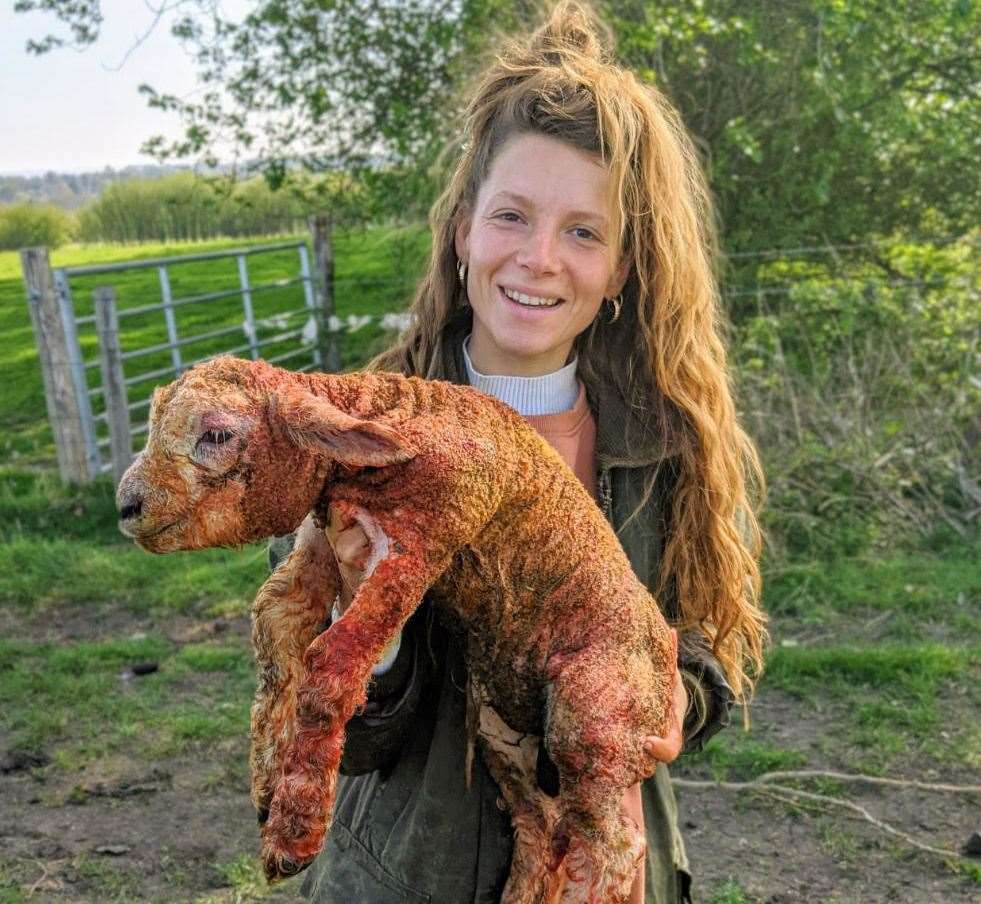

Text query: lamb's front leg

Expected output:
[250,515,338,825]
[260,504,453,881]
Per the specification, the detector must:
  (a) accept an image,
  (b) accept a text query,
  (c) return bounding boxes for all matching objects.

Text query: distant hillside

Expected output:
[0,165,190,209]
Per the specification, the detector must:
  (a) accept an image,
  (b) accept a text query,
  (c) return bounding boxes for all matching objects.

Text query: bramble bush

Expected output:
[732,236,979,558]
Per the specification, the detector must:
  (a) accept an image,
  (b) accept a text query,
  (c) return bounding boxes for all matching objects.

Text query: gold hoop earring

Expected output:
[458,261,467,286]
[606,294,623,322]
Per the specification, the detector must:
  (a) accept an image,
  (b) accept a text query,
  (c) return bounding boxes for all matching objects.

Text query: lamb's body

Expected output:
[117,358,674,904]
[324,371,666,734]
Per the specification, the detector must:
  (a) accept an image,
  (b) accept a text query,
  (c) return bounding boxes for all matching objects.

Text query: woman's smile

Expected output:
[498,284,564,309]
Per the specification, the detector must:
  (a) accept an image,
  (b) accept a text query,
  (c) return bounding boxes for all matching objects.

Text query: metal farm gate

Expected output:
[21,226,340,484]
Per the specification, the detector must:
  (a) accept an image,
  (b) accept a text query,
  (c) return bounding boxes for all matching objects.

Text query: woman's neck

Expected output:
[462,334,579,416]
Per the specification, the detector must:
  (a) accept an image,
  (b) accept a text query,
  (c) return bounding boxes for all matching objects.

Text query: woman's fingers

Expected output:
[644,667,687,765]
[325,508,370,612]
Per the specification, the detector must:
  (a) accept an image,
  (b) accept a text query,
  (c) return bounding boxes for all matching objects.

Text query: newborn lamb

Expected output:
[116,356,676,904]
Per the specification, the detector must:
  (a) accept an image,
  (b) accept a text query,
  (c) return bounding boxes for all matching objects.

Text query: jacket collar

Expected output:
[437,316,681,469]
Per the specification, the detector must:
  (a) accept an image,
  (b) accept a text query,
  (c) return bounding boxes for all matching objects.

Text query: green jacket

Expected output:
[269,321,733,903]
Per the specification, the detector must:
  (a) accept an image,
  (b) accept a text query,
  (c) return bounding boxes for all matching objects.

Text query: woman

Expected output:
[272,3,765,901]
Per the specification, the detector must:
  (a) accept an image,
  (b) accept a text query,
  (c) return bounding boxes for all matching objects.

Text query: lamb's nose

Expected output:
[118,493,144,521]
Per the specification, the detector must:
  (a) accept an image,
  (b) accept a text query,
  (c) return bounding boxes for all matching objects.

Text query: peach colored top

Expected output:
[522,381,598,502]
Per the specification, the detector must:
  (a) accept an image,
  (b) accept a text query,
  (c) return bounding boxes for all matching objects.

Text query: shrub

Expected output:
[0,202,74,250]
[77,173,308,243]
[733,237,979,559]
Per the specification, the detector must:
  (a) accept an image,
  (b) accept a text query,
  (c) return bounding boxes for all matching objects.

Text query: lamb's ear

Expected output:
[273,392,416,467]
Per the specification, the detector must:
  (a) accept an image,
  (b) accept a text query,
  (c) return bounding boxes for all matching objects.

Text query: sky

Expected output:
[1,0,250,175]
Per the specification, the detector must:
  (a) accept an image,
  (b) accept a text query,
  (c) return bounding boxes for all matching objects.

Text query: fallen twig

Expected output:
[673,770,980,859]
[753,769,981,794]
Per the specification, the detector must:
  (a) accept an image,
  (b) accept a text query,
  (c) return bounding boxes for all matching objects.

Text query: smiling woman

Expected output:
[268,2,766,903]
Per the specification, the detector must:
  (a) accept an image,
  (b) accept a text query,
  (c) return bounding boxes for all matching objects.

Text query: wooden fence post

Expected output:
[308,214,342,372]
[20,246,91,483]
[94,286,133,484]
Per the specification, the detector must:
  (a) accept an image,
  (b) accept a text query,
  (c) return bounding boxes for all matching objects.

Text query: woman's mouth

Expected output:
[498,285,565,310]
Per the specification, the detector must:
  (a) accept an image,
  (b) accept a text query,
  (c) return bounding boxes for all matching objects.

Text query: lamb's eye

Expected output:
[199,429,233,447]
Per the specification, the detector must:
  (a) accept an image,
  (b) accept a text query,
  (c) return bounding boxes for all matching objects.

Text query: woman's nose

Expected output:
[516,228,559,275]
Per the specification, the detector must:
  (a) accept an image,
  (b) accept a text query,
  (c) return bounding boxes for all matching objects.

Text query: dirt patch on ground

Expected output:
[0,601,250,647]
[674,688,981,903]
[0,748,304,903]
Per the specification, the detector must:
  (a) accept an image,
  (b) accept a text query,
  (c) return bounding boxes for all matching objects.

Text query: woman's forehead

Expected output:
[480,134,612,217]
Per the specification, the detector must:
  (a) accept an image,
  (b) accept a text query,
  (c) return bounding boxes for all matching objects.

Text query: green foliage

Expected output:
[610,0,980,251]
[136,0,461,221]
[733,236,978,557]
[76,173,307,243]
[708,879,758,904]
[0,202,74,250]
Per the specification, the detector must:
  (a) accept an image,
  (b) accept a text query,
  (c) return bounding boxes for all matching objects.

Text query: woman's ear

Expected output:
[454,210,472,264]
[605,255,630,300]
[272,392,416,468]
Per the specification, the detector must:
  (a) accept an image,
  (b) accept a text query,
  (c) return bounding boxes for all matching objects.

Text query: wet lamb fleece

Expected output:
[267,322,734,904]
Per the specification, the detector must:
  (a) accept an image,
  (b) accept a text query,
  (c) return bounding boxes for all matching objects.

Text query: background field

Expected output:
[0,229,977,903]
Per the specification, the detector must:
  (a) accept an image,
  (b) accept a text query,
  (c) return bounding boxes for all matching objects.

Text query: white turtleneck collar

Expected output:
[462,334,580,416]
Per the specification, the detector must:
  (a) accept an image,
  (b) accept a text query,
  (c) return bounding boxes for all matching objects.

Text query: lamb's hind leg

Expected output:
[478,705,565,904]
[250,515,338,825]
[545,648,672,904]
[261,505,455,881]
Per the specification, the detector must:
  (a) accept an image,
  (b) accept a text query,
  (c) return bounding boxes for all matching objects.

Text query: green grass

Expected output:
[765,643,973,696]
[708,879,758,904]
[685,734,806,782]
[0,630,255,763]
[764,536,981,634]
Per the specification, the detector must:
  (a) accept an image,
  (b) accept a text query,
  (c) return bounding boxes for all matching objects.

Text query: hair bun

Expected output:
[529,1,609,64]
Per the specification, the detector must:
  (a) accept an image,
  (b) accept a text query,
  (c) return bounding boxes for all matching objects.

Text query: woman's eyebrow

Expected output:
[488,191,608,228]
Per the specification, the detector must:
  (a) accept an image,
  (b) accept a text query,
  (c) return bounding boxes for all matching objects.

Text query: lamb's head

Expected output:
[116,356,415,553]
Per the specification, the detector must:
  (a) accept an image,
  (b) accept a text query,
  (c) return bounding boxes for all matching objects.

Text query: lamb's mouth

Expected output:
[120,519,182,543]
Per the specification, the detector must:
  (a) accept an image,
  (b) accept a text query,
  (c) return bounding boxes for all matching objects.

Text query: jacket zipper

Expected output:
[597,466,613,522]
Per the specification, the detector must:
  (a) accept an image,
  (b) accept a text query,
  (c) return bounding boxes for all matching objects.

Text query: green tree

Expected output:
[607,0,979,259]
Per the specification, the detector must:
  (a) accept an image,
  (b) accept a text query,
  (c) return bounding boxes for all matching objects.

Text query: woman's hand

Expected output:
[644,629,688,765]
[618,630,688,903]
[325,507,370,614]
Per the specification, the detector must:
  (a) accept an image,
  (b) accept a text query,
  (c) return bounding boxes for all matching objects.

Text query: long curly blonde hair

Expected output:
[370,0,766,699]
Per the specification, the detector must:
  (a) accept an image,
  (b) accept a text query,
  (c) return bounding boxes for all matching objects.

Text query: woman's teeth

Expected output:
[502,287,560,307]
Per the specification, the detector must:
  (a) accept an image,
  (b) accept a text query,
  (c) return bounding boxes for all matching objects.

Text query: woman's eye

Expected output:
[497,211,522,222]
[573,227,596,241]
[199,429,233,447]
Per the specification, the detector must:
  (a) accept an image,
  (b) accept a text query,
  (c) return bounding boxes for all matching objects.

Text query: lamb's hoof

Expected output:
[262,850,310,883]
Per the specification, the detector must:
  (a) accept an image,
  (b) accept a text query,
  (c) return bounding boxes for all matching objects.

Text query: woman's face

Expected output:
[455,132,628,377]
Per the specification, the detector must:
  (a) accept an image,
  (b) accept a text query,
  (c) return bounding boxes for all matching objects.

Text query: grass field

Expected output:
[0,234,978,903]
